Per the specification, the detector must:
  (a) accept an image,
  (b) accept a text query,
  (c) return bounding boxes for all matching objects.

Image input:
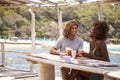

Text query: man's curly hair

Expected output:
[92,21,109,40]
[63,20,78,38]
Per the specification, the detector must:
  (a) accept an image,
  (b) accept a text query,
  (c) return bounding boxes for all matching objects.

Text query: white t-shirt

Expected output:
[54,36,84,52]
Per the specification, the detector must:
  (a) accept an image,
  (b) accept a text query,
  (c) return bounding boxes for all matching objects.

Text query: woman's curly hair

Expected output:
[63,20,78,38]
[92,21,109,40]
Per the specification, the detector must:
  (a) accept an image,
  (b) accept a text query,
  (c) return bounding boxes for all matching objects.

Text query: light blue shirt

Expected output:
[54,36,84,52]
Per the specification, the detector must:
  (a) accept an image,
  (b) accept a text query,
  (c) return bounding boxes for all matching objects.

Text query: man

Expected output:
[50,20,84,80]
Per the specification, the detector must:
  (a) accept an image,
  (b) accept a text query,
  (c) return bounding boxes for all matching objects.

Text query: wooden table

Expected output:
[104,71,120,80]
[21,53,120,80]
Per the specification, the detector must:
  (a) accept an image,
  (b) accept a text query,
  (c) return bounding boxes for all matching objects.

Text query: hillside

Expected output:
[0,3,120,41]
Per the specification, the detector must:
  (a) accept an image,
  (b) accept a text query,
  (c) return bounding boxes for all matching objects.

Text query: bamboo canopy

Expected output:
[0,0,120,7]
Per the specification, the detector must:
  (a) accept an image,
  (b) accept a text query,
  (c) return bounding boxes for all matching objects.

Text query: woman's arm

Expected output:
[78,41,110,61]
[50,47,60,55]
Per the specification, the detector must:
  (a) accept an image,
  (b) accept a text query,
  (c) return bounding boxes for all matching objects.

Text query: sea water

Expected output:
[108,47,120,52]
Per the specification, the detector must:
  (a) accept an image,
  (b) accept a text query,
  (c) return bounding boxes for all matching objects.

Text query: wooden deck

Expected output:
[0,66,62,80]
[0,66,38,80]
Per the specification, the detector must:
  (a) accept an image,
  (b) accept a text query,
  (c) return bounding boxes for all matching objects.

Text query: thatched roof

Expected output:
[0,0,33,7]
[0,0,120,7]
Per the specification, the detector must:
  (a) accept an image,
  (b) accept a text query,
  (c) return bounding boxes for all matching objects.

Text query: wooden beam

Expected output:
[0,0,25,5]
[97,2,103,21]
[0,0,33,7]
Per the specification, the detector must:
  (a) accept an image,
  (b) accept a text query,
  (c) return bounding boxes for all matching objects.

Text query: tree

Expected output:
[3,9,23,29]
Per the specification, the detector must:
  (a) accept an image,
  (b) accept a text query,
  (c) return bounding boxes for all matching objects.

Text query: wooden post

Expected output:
[29,7,36,72]
[29,7,36,54]
[1,43,5,66]
[97,2,103,21]
[57,8,63,36]
[38,62,55,80]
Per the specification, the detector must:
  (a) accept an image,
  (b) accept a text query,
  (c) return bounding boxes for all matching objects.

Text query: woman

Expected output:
[50,20,84,80]
[78,21,110,80]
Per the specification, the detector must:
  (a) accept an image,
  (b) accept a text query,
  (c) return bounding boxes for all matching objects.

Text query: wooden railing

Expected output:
[0,41,120,72]
[0,42,43,72]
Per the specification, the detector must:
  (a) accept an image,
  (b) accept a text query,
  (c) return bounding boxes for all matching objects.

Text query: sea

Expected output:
[0,39,120,77]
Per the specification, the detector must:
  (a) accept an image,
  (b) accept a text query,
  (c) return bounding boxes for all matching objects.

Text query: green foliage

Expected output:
[112,35,118,39]
[0,3,119,39]
[3,9,23,28]
[112,32,120,39]
[36,28,45,38]
[0,25,9,38]
[16,7,31,21]
[0,8,6,17]
[102,3,120,23]
[0,18,2,25]
[22,19,30,26]
[15,31,21,37]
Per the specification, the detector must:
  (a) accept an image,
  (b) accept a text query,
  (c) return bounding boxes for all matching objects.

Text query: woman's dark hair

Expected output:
[92,21,109,40]
[63,20,78,38]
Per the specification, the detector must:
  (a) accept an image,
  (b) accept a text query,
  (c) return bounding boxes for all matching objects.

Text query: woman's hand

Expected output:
[78,49,85,57]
